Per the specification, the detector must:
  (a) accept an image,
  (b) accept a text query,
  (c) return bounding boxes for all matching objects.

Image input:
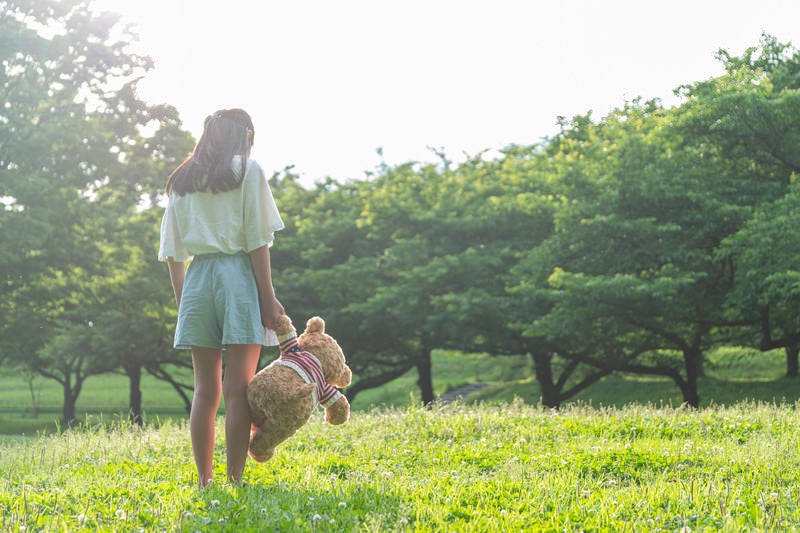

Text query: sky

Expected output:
[92,0,800,186]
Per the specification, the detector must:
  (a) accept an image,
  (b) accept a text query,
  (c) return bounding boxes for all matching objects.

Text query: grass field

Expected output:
[3,349,800,530]
[3,401,800,531]
[1,346,798,436]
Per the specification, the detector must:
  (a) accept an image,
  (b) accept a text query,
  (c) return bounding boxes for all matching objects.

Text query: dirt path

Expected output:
[436,383,490,405]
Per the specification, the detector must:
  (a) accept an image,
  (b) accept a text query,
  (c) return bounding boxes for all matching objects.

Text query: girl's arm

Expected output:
[249,245,284,330]
[166,257,185,308]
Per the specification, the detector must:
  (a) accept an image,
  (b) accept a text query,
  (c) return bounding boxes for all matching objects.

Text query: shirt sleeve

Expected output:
[243,160,285,251]
[158,195,191,262]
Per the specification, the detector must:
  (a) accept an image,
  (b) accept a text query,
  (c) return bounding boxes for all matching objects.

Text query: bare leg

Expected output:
[223,344,261,484]
[191,347,223,487]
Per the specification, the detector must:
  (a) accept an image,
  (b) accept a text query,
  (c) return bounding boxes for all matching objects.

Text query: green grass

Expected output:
[4,401,800,531]
[0,350,533,434]
[0,365,194,435]
[351,346,800,411]
[1,346,798,436]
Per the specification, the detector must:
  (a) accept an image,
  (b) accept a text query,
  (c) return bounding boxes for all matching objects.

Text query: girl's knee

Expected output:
[222,383,248,406]
[194,383,222,405]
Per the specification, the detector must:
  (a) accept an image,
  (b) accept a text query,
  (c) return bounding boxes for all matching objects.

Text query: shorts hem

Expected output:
[174,339,265,350]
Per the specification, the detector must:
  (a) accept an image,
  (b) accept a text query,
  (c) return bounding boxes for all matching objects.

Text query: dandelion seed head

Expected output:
[183,511,193,518]
[210,500,220,508]
[77,514,87,525]
[115,509,126,519]
[338,502,347,508]
[313,514,322,521]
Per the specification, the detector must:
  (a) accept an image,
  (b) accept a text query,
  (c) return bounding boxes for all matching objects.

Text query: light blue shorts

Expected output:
[174,253,264,350]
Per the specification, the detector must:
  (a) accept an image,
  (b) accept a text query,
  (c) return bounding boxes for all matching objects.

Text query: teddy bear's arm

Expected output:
[323,392,350,425]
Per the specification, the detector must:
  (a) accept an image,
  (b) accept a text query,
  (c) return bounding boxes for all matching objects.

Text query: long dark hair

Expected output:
[166,108,255,195]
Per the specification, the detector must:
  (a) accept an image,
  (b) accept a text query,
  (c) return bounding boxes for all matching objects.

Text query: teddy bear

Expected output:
[247,314,352,462]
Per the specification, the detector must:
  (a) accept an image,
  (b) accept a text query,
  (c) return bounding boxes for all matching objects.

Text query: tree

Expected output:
[678,34,800,375]
[511,99,743,408]
[510,32,800,408]
[717,192,800,376]
[0,0,194,423]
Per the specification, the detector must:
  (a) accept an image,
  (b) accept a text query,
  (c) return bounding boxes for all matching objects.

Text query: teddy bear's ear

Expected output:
[305,316,325,334]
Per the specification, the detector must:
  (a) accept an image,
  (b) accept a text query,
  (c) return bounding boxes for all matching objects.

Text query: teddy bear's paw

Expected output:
[325,396,351,425]
[249,447,275,463]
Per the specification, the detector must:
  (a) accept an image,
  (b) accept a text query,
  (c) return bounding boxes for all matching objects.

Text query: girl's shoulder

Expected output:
[232,155,265,178]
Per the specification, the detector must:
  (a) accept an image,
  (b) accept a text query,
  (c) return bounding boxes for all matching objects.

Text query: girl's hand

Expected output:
[261,296,285,330]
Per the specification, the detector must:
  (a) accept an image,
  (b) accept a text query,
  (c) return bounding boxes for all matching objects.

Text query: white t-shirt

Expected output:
[158,156,284,262]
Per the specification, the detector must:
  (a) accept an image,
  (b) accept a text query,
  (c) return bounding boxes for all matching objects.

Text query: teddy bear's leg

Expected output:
[325,396,351,425]
[249,421,278,462]
[248,393,316,462]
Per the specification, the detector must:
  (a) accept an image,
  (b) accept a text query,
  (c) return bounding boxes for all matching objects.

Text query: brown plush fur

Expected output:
[247,315,352,462]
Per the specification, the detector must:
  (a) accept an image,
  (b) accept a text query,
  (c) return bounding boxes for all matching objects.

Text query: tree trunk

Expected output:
[127,365,143,426]
[62,378,76,426]
[27,373,40,418]
[786,343,799,378]
[695,352,706,378]
[416,347,434,407]
[681,349,701,408]
[532,352,560,408]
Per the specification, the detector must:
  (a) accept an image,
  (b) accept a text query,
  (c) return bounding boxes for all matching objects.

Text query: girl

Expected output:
[158,108,285,487]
